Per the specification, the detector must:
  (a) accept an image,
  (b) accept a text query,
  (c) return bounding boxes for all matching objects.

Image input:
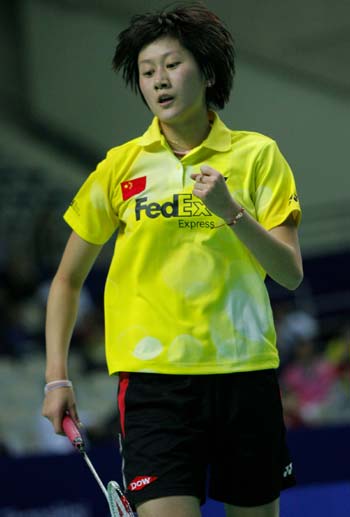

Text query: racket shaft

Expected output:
[63,415,131,515]
[83,451,109,501]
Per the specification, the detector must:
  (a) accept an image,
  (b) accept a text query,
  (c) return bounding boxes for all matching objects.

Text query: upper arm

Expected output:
[269,214,303,271]
[55,231,103,288]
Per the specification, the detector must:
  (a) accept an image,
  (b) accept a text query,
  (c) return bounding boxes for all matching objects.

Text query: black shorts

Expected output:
[116,370,295,508]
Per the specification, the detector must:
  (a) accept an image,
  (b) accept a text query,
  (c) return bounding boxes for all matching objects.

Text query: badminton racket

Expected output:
[62,414,133,517]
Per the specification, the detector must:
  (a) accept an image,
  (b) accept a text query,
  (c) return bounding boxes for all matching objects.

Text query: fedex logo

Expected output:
[135,194,211,221]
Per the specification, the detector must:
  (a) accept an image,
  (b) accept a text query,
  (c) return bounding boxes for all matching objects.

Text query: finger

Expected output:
[200,165,218,176]
[190,173,203,182]
[190,173,206,186]
[68,404,82,428]
[53,410,67,435]
[194,181,207,193]
[192,190,203,199]
[192,184,206,198]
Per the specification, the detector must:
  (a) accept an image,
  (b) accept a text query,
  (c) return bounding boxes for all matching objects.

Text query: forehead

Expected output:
[138,36,188,64]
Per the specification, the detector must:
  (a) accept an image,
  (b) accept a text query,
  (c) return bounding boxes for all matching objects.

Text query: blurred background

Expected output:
[0,0,349,515]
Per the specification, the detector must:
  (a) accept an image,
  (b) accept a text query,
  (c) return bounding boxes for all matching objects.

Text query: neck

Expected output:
[160,111,211,153]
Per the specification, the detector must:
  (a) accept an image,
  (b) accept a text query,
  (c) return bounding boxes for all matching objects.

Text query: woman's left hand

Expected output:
[191,165,239,221]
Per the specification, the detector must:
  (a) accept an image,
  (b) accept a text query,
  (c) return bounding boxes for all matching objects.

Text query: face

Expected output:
[138,36,208,125]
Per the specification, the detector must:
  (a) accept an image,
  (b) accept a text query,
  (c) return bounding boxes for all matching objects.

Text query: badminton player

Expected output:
[42,3,303,516]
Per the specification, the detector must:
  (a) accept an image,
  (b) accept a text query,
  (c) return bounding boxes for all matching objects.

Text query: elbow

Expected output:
[283,269,304,291]
[282,251,304,291]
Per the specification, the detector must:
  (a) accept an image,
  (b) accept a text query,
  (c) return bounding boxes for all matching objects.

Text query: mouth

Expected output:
[158,94,175,107]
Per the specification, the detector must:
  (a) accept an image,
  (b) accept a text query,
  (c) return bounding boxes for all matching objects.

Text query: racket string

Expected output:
[108,481,134,517]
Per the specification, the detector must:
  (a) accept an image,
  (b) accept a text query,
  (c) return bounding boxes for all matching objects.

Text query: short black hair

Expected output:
[112,2,235,110]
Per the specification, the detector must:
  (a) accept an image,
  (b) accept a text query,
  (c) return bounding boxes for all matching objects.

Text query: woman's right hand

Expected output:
[42,387,80,435]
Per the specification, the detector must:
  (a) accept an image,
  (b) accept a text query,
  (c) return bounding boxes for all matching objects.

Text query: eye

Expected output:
[142,70,153,77]
[167,62,180,69]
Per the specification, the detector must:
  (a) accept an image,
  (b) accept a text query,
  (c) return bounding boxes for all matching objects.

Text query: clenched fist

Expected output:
[191,165,239,222]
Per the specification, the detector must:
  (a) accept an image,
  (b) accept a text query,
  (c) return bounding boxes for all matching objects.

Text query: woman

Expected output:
[42,3,303,516]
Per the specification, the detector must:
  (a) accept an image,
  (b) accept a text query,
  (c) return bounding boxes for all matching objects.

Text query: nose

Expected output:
[154,68,170,90]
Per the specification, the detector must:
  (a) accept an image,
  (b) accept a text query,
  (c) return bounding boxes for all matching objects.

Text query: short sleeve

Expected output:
[254,140,301,230]
[63,154,119,245]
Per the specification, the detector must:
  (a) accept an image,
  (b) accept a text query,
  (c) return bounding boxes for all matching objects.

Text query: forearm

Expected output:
[45,274,81,382]
[230,210,303,290]
[191,168,303,290]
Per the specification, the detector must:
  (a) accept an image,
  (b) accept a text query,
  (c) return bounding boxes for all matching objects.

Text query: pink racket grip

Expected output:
[62,414,85,452]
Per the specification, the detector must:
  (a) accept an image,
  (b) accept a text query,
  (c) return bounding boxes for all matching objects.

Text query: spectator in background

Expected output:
[324,321,350,367]
[322,362,350,424]
[0,254,42,358]
[280,335,337,426]
[321,322,350,424]
[274,300,319,371]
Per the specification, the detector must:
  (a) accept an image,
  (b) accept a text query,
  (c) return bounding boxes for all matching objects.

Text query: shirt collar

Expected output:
[137,111,232,152]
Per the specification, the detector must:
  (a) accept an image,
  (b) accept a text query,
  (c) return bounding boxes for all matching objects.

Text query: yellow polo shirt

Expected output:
[64,112,301,375]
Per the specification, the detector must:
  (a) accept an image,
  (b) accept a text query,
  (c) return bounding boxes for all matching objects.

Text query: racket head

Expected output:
[107,480,134,517]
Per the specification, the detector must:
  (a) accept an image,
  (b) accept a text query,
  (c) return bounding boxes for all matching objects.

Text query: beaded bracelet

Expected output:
[44,379,73,396]
[214,207,245,229]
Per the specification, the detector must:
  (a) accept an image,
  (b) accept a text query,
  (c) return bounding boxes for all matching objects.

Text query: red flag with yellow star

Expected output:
[121,176,147,201]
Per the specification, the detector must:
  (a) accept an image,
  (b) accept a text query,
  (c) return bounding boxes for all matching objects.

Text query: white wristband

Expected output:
[44,379,73,395]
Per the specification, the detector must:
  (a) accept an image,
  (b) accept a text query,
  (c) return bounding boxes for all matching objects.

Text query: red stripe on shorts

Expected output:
[118,372,130,438]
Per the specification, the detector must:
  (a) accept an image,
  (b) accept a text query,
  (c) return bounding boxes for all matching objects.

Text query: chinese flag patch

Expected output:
[121,176,147,201]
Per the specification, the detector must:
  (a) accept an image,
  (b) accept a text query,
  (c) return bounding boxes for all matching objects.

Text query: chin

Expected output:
[157,108,186,125]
